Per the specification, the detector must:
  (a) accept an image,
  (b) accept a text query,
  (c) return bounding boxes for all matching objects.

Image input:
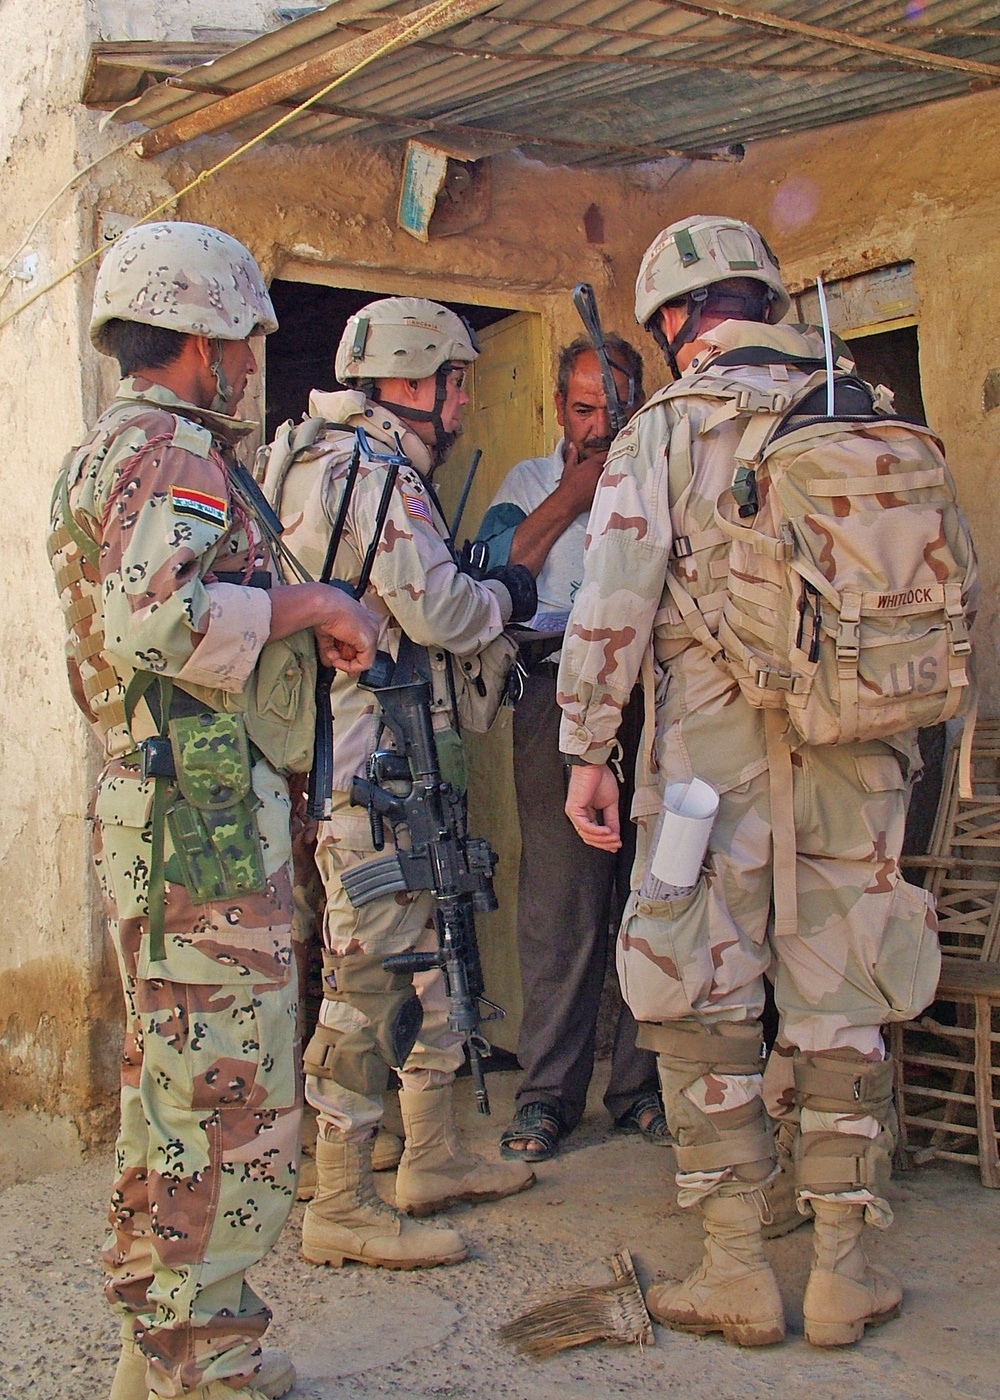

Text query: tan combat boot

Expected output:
[761,1120,812,1240]
[803,1199,902,1347]
[302,1133,466,1269]
[150,1386,271,1400]
[297,1127,403,1199]
[394,1085,535,1217]
[646,1190,786,1347]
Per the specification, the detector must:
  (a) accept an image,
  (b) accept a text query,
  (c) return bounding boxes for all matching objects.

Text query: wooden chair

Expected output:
[891,720,1000,1187]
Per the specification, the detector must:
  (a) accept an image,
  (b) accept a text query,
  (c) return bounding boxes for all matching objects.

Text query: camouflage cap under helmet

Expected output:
[90,221,278,351]
[634,215,790,328]
[336,296,478,385]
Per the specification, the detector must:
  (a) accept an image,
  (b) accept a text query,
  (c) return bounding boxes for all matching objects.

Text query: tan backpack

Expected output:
[669,367,977,747]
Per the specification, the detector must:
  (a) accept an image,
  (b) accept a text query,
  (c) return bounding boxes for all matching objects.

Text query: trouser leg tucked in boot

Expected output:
[395,1084,535,1216]
[302,1133,466,1269]
[640,1020,785,1347]
[795,1049,901,1346]
[646,1187,786,1347]
[761,1117,810,1239]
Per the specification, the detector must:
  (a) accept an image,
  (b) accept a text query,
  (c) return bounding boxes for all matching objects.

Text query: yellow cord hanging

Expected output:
[0,0,464,332]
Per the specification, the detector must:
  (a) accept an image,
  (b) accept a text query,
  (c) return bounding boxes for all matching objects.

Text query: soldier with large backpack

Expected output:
[559,215,976,1348]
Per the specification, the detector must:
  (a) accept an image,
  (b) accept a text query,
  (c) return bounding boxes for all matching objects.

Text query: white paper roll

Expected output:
[649,778,719,889]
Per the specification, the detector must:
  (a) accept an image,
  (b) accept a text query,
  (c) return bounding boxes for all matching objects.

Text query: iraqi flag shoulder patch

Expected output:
[170,485,228,529]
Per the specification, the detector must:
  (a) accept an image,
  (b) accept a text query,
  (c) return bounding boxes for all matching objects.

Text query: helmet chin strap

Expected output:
[648,287,710,379]
[208,340,235,415]
[374,364,457,470]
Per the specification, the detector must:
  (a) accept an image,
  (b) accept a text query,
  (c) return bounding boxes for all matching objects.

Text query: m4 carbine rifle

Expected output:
[340,663,503,1114]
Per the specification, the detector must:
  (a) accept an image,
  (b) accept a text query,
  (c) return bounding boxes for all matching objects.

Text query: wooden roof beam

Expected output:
[133,0,502,157]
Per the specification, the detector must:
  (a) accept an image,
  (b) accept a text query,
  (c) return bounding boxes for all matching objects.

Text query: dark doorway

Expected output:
[848,324,926,424]
[265,279,513,442]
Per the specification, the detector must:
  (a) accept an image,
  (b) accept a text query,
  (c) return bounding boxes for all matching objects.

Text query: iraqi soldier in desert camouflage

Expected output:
[49,222,378,1400]
[558,216,941,1350]
[265,297,537,1273]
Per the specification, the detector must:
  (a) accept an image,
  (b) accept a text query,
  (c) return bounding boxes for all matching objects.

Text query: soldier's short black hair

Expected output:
[96,319,189,374]
[664,276,770,323]
[556,335,644,403]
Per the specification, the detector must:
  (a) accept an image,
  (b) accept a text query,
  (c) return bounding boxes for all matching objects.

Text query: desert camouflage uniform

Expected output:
[559,321,940,1220]
[275,388,508,1138]
[49,377,301,1397]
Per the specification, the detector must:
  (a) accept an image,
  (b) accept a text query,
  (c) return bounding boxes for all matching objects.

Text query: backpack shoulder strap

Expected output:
[258,415,329,512]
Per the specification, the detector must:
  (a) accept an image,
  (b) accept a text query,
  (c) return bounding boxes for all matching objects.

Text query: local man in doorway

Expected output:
[476,335,669,1163]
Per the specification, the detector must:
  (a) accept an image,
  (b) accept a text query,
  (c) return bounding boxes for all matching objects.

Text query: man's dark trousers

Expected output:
[512,667,658,1131]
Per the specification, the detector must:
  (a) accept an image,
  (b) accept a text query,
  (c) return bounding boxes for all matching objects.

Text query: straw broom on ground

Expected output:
[498,1248,654,1359]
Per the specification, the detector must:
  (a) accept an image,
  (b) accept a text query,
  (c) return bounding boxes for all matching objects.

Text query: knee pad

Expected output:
[793,1050,896,1198]
[303,952,423,1098]
[638,1020,772,1175]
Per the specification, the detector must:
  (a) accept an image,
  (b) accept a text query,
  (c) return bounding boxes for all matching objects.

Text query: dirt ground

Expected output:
[1,1060,997,1400]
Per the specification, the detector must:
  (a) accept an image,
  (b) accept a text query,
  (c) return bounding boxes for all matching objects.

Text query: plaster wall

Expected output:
[1,0,997,1144]
[0,0,120,1142]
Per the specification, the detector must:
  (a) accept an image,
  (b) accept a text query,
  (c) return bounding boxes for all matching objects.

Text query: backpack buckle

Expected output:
[753,665,797,692]
[673,535,693,558]
[734,388,789,414]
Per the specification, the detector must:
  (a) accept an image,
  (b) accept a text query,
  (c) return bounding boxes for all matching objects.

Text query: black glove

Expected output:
[457,538,490,580]
[486,564,538,624]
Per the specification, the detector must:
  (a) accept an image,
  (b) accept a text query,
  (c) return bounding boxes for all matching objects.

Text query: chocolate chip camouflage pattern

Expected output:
[90,221,278,345]
[50,376,301,1395]
[559,319,941,1217]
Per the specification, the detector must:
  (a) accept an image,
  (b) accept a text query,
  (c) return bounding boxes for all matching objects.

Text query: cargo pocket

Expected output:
[869,877,941,1023]
[616,886,711,1022]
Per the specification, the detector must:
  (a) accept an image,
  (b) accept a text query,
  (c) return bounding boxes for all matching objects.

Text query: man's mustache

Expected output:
[582,435,612,454]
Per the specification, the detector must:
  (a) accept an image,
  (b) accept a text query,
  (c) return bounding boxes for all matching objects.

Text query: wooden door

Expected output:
[436,311,546,1051]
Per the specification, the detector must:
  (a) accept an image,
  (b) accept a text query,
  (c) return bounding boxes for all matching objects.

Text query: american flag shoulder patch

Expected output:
[402,491,433,525]
[170,486,228,528]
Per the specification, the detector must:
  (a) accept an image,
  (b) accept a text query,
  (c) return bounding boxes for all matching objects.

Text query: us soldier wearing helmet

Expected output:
[559,216,935,1350]
[266,297,538,1275]
[49,221,379,1400]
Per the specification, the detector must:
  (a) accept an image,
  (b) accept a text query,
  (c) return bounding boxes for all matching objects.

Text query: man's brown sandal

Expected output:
[614,1091,672,1145]
[499,1101,563,1162]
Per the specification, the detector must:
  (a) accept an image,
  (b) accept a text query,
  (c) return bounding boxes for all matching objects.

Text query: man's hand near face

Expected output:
[507,348,639,579]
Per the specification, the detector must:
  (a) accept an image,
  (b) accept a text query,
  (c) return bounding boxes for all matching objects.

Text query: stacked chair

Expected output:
[892,720,1000,1188]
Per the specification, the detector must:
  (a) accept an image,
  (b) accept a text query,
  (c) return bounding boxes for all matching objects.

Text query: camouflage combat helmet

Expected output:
[90,220,278,350]
[337,297,479,465]
[635,215,790,377]
[335,297,478,384]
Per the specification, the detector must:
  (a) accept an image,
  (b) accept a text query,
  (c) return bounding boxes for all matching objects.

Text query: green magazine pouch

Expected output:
[166,711,266,903]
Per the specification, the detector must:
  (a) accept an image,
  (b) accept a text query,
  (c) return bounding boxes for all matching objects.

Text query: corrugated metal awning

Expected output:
[86,0,1000,168]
